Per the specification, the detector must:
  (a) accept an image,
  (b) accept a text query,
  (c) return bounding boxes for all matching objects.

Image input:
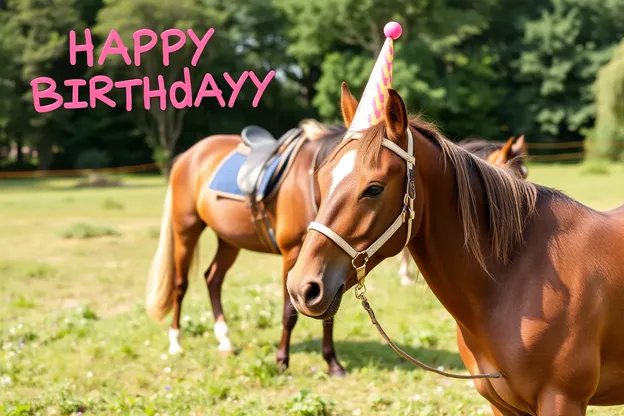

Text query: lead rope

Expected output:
[354,280,502,380]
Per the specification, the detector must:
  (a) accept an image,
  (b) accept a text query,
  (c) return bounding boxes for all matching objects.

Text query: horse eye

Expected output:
[362,185,384,198]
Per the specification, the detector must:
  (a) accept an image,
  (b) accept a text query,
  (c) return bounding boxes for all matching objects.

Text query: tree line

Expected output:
[0,0,623,173]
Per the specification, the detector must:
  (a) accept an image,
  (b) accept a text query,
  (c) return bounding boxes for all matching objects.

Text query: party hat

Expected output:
[348,21,403,133]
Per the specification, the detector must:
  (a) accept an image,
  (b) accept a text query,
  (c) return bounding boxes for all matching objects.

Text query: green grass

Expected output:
[1,164,624,415]
[58,222,121,239]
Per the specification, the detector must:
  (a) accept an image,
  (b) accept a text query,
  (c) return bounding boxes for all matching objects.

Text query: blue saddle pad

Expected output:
[208,149,286,200]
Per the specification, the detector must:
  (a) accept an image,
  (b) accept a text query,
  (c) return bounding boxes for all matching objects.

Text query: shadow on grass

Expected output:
[289,339,465,372]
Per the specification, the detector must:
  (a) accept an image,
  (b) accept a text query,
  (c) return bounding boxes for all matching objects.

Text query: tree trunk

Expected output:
[37,135,53,170]
[16,134,23,163]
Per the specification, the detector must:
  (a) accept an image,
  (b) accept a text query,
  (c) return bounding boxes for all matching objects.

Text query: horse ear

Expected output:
[340,82,359,128]
[384,89,408,140]
[511,135,526,155]
[497,136,515,163]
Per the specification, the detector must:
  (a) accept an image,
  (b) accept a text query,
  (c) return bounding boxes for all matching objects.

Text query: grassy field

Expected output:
[1,163,624,416]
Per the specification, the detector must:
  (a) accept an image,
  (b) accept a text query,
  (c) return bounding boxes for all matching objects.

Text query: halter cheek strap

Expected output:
[307,128,416,286]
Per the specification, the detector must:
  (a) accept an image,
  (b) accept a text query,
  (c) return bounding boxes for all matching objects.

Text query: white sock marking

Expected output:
[213,321,232,352]
[168,328,183,354]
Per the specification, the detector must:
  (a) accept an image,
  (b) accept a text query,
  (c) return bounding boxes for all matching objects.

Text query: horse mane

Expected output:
[357,116,539,274]
[299,119,331,140]
[456,138,503,159]
[307,123,348,170]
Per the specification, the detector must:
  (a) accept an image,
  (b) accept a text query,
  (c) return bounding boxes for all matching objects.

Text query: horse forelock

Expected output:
[355,116,538,274]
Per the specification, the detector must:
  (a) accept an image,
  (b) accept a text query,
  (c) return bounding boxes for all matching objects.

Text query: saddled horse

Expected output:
[287,85,624,414]
[146,120,349,376]
[398,135,529,285]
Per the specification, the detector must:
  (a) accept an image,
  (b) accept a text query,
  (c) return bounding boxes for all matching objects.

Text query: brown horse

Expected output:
[146,120,348,376]
[458,135,528,179]
[287,85,624,414]
[398,135,529,285]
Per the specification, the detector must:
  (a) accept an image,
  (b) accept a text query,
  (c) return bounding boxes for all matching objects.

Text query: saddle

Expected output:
[237,126,299,195]
[236,126,303,254]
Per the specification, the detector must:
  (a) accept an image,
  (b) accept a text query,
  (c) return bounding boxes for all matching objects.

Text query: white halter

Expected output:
[307,128,416,285]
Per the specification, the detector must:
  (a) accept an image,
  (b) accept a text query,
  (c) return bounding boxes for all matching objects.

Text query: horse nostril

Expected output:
[304,282,322,305]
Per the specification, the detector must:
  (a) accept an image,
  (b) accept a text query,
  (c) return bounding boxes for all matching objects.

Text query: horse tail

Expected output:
[146,180,176,322]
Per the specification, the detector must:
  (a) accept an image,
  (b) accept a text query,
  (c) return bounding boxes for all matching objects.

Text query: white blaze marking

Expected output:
[329,150,356,197]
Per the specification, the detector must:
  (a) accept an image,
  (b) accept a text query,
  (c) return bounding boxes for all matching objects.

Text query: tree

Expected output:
[94,0,232,175]
[589,39,624,160]
[519,0,624,141]
[0,0,87,169]
[275,0,510,140]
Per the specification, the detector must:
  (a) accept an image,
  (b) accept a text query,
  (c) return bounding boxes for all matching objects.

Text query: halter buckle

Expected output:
[351,252,369,282]
[407,168,416,199]
[355,280,367,300]
[402,196,415,222]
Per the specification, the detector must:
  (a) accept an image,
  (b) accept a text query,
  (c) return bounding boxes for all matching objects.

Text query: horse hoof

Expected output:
[168,344,183,355]
[217,343,233,357]
[328,366,347,378]
[400,276,413,286]
[276,359,289,372]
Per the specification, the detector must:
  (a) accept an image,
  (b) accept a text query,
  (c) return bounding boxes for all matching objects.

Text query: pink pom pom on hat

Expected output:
[347,21,404,133]
[384,21,402,40]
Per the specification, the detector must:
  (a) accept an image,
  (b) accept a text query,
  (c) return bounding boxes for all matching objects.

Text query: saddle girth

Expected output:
[238,127,303,254]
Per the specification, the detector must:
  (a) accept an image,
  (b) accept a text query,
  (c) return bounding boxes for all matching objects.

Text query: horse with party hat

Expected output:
[287,20,624,415]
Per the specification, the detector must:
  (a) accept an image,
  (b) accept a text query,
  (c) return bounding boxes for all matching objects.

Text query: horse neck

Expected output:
[407,129,494,332]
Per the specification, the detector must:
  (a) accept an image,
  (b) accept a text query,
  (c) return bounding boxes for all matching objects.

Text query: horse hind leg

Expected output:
[168,216,205,355]
[205,238,240,355]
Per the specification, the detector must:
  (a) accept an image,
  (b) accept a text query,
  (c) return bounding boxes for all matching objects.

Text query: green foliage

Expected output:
[24,262,58,279]
[0,0,86,169]
[1,0,624,174]
[58,222,121,239]
[11,295,36,309]
[101,197,124,210]
[590,39,624,160]
[0,402,35,416]
[181,313,211,337]
[244,345,281,386]
[519,0,624,140]
[581,160,611,175]
[75,148,112,170]
[285,390,331,416]
[146,225,160,239]
[93,0,232,174]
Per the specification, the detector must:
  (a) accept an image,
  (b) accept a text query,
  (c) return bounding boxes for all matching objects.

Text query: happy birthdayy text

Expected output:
[29,28,276,113]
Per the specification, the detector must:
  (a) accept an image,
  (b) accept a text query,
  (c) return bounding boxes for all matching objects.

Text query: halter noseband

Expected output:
[307,128,416,287]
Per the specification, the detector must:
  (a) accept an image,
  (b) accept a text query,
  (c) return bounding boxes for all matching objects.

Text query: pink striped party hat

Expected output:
[348,21,403,133]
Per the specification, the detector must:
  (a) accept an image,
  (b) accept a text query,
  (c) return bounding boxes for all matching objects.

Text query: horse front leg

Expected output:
[276,249,300,370]
[322,317,345,377]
